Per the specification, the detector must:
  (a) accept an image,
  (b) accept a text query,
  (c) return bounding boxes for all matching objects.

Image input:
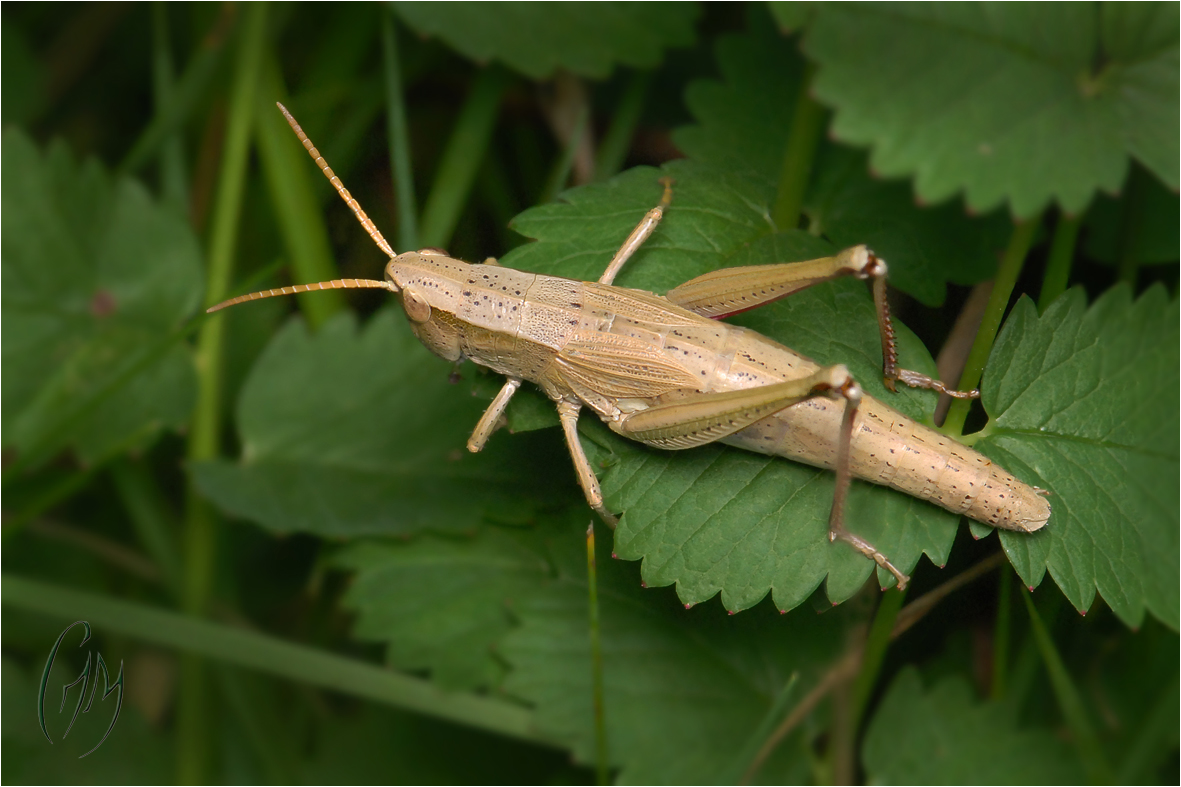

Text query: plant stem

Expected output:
[180,5,267,781]
[594,71,650,181]
[943,215,1041,436]
[418,65,509,250]
[254,50,345,329]
[1038,212,1082,311]
[2,574,544,745]
[586,523,610,785]
[772,63,825,232]
[1021,591,1114,784]
[382,11,419,252]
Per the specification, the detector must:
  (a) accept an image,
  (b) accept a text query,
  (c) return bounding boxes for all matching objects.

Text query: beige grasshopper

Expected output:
[210,104,1050,590]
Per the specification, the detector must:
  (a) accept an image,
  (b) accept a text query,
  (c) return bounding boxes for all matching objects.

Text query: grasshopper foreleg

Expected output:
[467,377,522,453]
[558,399,619,528]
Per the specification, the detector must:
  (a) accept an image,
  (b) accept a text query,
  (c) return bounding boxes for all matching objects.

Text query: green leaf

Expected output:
[978,287,1179,628]
[862,667,1087,784]
[499,514,845,783]
[805,145,1010,305]
[334,530,552,691]
[673,24,1010,305]
[192,309,573,538]
[804,4,1180,217]
[1,131,201,468]
[393,2,700,80]
[504,162,960,611]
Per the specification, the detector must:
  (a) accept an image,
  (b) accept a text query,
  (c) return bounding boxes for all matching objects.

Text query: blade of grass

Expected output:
[1,574,544,745]
[151,2,190,216]
[181,4,267,781]
[850,586,906,728]
[541,105,589,204]
[382,11,419,252]
[1117,674,1180,783]
[586,522,609,785]
[1021,590,1114,784]
[944,214,1041,437]
[726,673,798,784]
[255,51,345,329]
[1038,212,1082,312]
[110,457,182,598]
[990,565,1012,699]
[120,6,231,176]
[594,71,650,181]
[773,63,825,232]
[419,65,509,249]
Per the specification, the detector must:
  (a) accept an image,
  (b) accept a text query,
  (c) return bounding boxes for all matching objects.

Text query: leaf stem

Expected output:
[382,11,419,252]
[594,71,650,181]
[1,574,544,745]
[1021,591,1114,784]
[181,5,267,781]
[586,523,610,785]
[943,214,1041,436]
[772,63,825,232]
[418,65,509,249]
[1038,211,1082,312]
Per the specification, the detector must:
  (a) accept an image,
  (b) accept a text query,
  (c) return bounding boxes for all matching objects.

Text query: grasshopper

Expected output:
[210,104,1051,590]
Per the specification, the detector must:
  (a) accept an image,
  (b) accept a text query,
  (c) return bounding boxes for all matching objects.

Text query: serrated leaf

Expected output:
[862,667,1086,784]
[393,2,699,80]
[334,530,552,690]
[804,4,1180,217]
[192,309,573,538]
[1,131,201,468]
[672,23,1010,305]
[499,514,847,784]
[503,163,963,612]
[977,287,1179,628]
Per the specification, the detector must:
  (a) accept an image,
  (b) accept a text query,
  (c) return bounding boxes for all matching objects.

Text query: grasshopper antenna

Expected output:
[277,101,397,260]
[206,279,397,313]
[207,105,406,315]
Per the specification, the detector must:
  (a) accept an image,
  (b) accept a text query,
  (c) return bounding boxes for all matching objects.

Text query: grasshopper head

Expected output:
[384,249,472,362]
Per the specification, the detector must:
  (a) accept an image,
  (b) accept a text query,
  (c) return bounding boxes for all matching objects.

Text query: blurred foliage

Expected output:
[2,2,1177,785]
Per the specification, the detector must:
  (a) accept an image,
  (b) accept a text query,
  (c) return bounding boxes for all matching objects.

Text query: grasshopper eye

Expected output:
[401,286,432,323]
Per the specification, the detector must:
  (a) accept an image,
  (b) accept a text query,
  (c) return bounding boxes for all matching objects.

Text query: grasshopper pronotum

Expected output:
[210,104,1050,590]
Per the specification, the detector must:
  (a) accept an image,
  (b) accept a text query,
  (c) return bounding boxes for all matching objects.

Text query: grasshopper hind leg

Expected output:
[827,376,910,591]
